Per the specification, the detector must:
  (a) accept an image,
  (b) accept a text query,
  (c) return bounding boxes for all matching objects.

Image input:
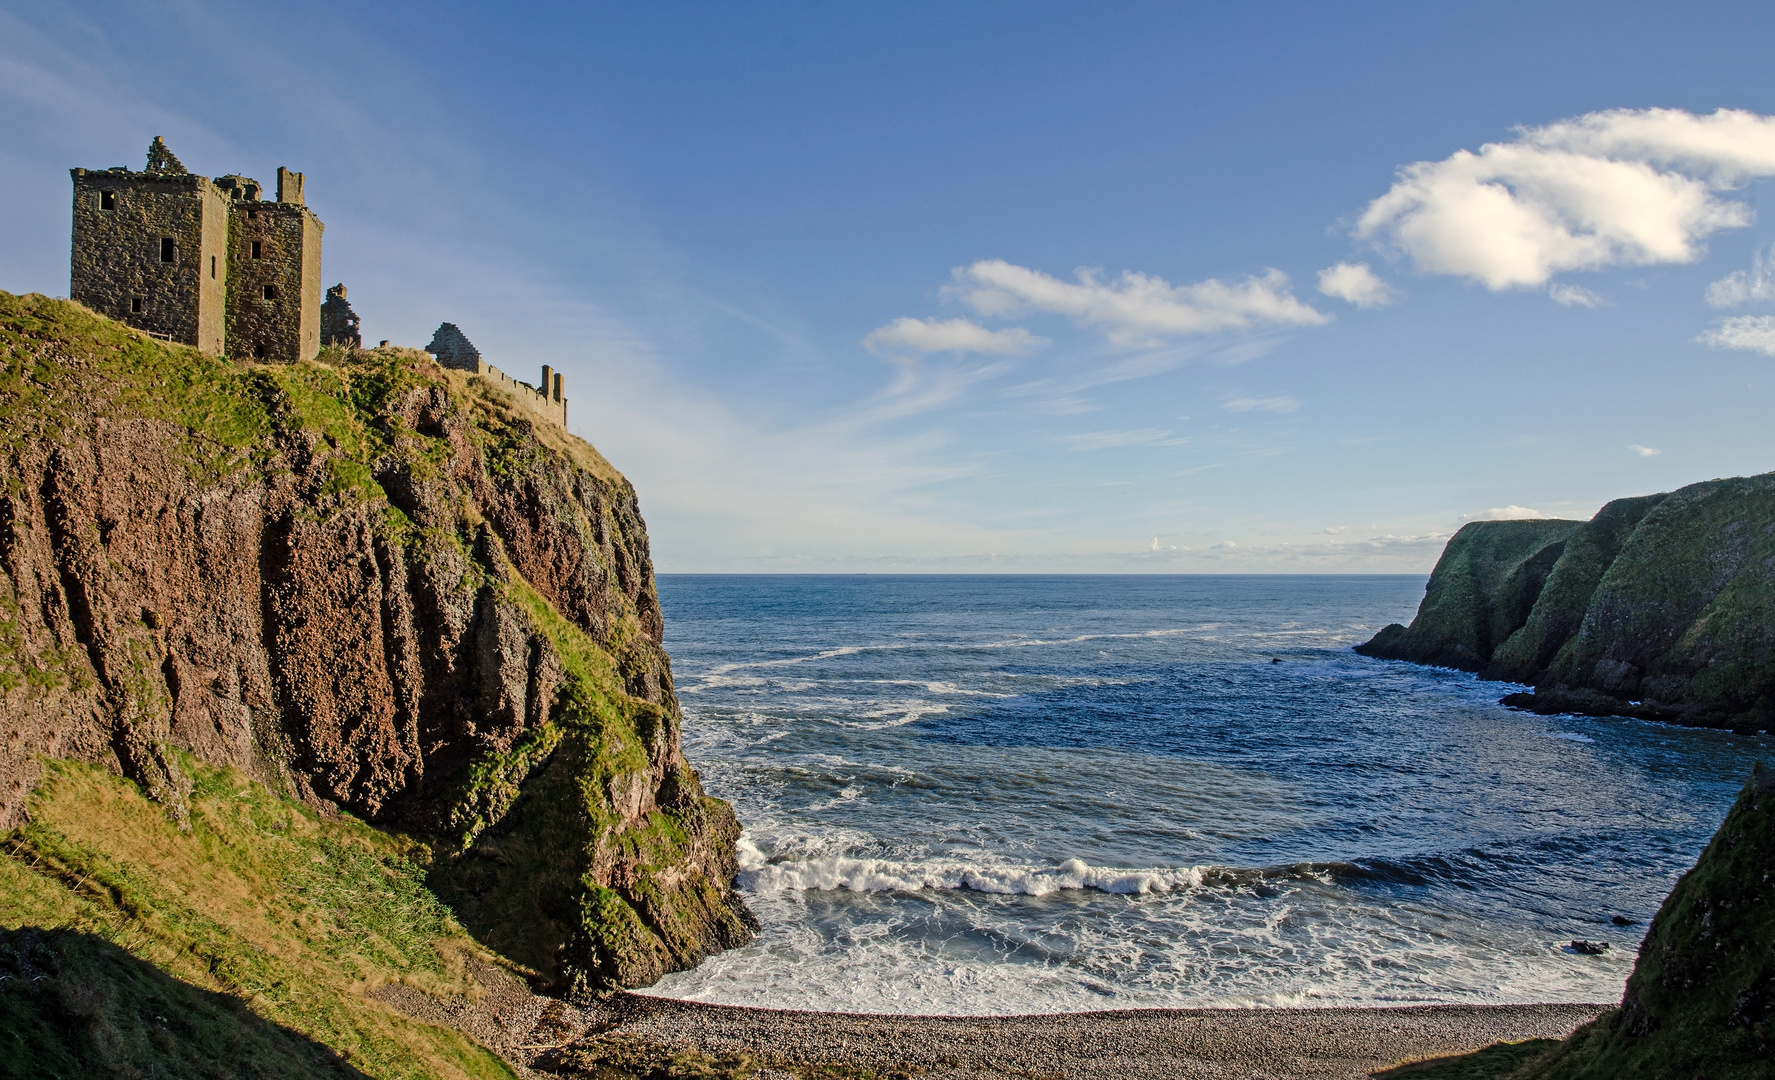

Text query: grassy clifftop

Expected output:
[1358,474,1775,732]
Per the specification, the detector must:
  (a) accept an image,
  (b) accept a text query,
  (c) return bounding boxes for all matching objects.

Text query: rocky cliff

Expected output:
[1357,473,1775,732]
[1387,763,1775,1080]
[1518,761,1775,1078]
[0,291,753,995]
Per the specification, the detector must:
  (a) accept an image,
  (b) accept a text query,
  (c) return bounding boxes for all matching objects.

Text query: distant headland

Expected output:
[1358,471,1775,733]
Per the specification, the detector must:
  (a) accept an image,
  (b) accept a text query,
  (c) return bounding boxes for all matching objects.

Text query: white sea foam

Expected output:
[651,576,1711,1016]
[738,849,1210,897]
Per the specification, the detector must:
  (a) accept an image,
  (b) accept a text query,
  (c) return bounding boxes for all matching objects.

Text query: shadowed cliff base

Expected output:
[0,927,369,1080]
[1357,473,1775,732]
[0,289,750,998]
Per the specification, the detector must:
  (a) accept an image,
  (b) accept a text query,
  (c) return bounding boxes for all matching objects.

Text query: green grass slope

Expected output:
[1486,494,1666,684]
[1,756,516,1079]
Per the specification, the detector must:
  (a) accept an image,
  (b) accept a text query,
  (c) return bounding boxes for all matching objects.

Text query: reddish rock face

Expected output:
[0,292,752,992]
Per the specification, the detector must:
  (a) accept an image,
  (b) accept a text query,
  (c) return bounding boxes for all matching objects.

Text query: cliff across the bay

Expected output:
[1357,472,1775,732]
[0,291,753,997]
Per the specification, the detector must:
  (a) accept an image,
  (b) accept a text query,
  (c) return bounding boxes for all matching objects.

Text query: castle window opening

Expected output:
[210,255,216,279]
[262,284,277,301]
[160,237,175,262]
[131,297,143,314]
[251,241,262,259]
[100,191,115,210]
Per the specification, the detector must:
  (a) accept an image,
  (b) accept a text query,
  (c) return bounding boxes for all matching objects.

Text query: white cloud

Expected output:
[1061,428,1189,451]
[1221,395,1301,414]
[1706,244,1775,308]
[1316,262,1397,307]
[863,316,1045,356]
[1356,108,1775,290]
[1549,283,1609,308]
[944,260,1328,345]
[1464,505,1546,521]
[1698,315,1775,355]
[1628,444,1662,457]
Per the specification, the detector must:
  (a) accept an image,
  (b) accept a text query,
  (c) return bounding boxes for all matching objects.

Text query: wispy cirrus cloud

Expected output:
[863,316,1045,356]
[1356,108,1775,290]
[1697,314,1775,356]
[1221,395,1300,414]
[1706,244,1775,308]
[943,259,1327,345]
[1060,427,1190,451]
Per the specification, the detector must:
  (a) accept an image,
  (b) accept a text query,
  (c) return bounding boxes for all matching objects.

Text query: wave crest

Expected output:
[738,851,1209,897]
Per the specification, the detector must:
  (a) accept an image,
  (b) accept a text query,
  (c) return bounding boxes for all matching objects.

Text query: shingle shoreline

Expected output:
[586,994,1608,1079]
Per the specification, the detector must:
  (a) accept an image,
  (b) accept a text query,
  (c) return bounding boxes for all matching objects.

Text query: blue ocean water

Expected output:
[643,575,1772,1015]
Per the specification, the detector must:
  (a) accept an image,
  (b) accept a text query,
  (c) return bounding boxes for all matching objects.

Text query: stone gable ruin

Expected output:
[428,322,568,429]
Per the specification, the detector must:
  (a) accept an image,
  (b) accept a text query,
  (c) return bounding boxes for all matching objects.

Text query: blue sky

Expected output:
[4,2,1774,571]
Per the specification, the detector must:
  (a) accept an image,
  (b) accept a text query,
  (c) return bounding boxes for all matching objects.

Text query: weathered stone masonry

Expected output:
[72,138,573,429]
[70,138,323,362]
[427,321,569,429]
[321,284,361,348]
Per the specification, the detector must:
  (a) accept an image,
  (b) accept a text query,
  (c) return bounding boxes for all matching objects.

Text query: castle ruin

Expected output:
[70,139,570,431]
[70,137,322,361]
[428,322,568,429]
[321,284,361,348]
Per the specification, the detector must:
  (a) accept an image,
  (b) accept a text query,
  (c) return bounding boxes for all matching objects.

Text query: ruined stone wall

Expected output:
[321,285,361,348]
[68,170,227,354]
[296,210,322,361]
[226,200,322,362]
[483,362,569,429]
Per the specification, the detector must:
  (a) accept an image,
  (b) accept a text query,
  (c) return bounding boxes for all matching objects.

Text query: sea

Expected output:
[642,575,1772,1015]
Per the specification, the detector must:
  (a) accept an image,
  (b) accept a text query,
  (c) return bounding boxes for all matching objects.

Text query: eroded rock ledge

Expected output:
[0,291,753,993]
[1357,472,1775,732]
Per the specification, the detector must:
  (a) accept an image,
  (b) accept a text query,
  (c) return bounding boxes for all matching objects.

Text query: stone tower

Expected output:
[321,284,361,348]
[69,138,324,361]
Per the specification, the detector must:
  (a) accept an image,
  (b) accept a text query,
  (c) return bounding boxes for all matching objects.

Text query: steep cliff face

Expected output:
[1357,473,1775,732]
[1354,519,1579,671]
[0,291,753,993]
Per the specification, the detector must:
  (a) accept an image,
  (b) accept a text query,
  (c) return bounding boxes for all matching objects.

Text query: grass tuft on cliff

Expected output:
[0,755,517,1078]
[0,291,453,499]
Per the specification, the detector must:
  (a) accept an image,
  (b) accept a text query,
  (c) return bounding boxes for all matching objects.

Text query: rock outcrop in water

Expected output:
[1357,472,1775,732]
[0,291,753,994]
